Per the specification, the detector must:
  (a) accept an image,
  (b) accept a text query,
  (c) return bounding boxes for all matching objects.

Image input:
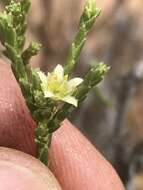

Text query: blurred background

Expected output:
[2,0,143,189]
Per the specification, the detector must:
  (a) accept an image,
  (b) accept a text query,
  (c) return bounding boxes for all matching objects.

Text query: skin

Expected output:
[0,147,62,190]
[0,59,125,189]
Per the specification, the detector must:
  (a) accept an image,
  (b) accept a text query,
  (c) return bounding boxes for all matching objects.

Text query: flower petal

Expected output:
[67,78,83,93]
[44,91,54,98]
[62,96,78,107]
[53,64,64,81]
[37,71,47,84]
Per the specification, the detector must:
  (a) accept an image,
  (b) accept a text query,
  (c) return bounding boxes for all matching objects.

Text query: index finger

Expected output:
[50,120,124,190]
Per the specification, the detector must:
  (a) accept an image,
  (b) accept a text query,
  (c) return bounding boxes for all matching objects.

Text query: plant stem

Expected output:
[35,121,53,165]
[64,0,101,75]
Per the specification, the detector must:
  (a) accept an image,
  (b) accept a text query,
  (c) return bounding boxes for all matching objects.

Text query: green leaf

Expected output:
[76,63,110,104]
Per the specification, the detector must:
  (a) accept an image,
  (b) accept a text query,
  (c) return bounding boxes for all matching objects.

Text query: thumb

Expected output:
[0,147,62,190]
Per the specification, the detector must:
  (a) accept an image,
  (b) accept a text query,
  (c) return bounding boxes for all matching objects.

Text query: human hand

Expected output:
[0,60,124,189]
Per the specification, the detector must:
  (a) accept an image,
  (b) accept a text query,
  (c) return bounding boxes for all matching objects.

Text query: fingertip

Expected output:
[50,120,124,190]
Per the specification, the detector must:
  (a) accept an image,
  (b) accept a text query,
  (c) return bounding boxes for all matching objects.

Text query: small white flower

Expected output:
[37,64,83,107]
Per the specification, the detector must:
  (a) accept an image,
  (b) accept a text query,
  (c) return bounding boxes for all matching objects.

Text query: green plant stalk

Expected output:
[64,0,101,75]
[32,97,56,165]
[35,122,52,166]
[0,11,33,109]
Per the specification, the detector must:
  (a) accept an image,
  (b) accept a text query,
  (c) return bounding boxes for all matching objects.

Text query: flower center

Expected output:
[47,74,68,98]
